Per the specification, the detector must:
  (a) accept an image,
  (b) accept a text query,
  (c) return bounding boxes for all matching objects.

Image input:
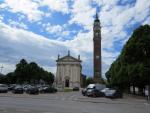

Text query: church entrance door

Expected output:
[65,79,69,87]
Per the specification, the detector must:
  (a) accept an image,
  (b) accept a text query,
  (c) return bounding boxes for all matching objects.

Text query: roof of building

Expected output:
[56,55,81,62]
[56,51,81,62]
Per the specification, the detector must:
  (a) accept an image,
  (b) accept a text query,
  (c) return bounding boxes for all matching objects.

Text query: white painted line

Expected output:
[44,112,54,113]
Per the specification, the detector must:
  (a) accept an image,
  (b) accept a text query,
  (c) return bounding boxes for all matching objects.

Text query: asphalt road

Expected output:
[0,92,149,113]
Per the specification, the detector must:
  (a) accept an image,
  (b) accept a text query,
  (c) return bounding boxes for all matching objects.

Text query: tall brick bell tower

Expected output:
[93,13,102,83]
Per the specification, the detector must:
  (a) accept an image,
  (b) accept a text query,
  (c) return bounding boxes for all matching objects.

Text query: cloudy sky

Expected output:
[0,0,150,77]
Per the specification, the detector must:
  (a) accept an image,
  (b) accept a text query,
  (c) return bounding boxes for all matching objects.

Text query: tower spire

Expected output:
[68,50,70,56]
[93,9,102,83]
[96,12,99,20]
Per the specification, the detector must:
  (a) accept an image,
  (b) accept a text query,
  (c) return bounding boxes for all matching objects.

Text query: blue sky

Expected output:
[0,0,150,78]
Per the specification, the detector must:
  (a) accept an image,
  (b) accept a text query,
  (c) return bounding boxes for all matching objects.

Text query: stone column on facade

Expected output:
[77,64,81,87]
[70,64,72,87]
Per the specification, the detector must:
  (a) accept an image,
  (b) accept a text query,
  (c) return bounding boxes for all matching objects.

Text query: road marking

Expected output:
[44,111,54,113]
[16,109,30,112]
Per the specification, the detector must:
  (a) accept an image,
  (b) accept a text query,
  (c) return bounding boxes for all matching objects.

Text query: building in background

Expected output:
[56,51,85,89]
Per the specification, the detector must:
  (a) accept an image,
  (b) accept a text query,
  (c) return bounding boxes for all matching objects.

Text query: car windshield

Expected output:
[87,84,95,89]
[0,84,7,87]
[15,85,22,88]
[101,88,109,91]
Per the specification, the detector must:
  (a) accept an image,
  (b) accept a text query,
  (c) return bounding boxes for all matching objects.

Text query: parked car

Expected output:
[82,88,87,96]
[26,86,39,94]
[82,84,106,97]
[82,84,96,96]
[8,84,16,91]
[87,89,104,97]
[104,88,123,99]
[0,84,8,93]
[101,88,110,94]
[39,86,57,93]
[73,87,79,91]
[23,84,32,92]
[12,85,24,94]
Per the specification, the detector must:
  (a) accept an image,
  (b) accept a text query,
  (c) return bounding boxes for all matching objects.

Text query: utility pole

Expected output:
[0,65,4,73]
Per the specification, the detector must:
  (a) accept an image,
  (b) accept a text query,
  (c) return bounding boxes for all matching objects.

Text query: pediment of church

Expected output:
[56,55,81,62]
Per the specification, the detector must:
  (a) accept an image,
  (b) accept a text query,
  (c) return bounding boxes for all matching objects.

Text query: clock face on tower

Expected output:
[95,32,99,36]
[96,55,99,59]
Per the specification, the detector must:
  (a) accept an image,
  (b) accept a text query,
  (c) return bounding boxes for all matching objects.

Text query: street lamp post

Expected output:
[0,65,4,73]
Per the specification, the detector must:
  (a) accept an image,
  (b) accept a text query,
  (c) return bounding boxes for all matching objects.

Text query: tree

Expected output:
[1,59,55,85]
[14,59,28,84]
[86,77,94,86]
[106,25,150,92]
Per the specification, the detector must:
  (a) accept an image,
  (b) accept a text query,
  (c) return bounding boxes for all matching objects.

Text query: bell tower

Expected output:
[93,13,102,83]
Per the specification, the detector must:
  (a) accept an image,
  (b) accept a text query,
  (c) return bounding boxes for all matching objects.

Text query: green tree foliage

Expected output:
[86,77,94,86]
[106,25,150,91]
[0,59,54,84]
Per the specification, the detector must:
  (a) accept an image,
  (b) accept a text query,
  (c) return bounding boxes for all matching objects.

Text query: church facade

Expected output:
[56,52,83,89]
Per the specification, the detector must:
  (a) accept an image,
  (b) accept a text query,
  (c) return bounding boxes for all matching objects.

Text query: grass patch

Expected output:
[63,88,73,92]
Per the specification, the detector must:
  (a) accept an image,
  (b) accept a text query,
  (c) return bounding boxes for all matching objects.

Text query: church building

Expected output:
[56,51,84,89]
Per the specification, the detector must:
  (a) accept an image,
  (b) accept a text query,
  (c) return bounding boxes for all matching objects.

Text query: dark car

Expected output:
[23,84,31,92]
[82,84,106,97]
[0,84,8,93]
[12,86,24,94]
[82,84,97,96]
[86,88,104,97]
[26,86,39,94]
[73,87,79,91]
[82,88,87,96]
[104,88,123,99]
[8,84,16,91]
[40,86,57,93]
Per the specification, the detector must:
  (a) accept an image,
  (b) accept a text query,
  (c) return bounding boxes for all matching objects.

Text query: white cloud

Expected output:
[100,0,150,48]
[0,22,92,75]
[0,0,150,77]
[0,15,3,22]
[0,62,15,74]
[46,24,62,34]
[65,31,93,53]
[142,17,150,25]
[8,20,28,30]
[0,0,44,22]
[45,23,70,37]
[94,0,150,73]
[40,0,69,14]
[69,0,96,30]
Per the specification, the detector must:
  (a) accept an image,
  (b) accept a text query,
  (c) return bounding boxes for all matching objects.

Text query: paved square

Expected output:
[0,92,149,113]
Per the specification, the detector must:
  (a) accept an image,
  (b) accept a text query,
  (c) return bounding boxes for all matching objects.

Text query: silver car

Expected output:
[0,84,8,93]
